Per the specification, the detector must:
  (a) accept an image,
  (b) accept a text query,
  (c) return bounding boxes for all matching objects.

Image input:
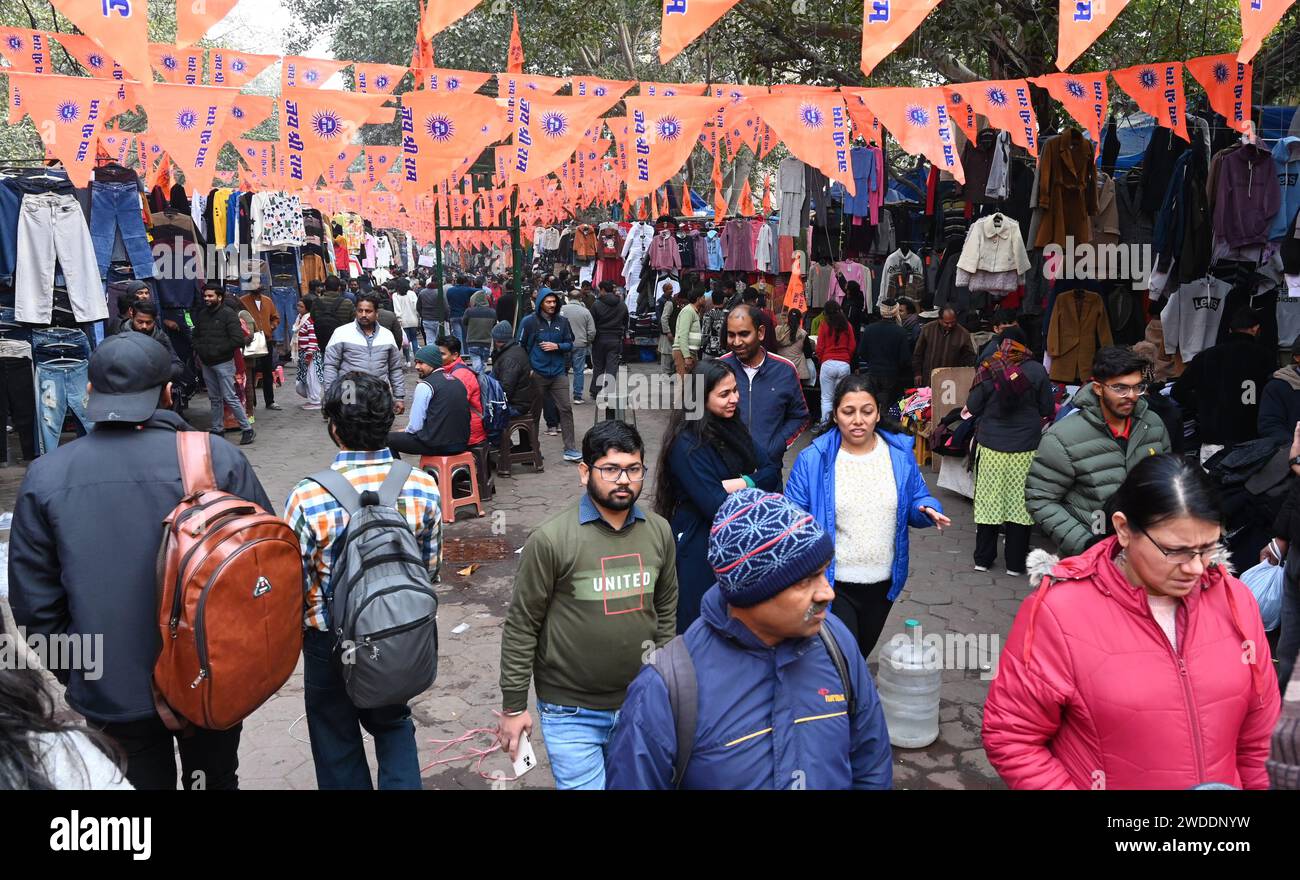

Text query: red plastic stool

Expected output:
[419,452,485,523]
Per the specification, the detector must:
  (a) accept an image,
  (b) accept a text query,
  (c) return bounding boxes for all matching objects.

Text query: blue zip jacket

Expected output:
[518,293,574,378]
[719,351,809,468]
[785,427,941,600]
[604,585,892,789]
[1269,136,1300,242]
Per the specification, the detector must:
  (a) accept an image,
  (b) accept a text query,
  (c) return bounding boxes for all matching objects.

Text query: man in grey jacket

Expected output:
[322,293,407,414]
[561,289,596,403]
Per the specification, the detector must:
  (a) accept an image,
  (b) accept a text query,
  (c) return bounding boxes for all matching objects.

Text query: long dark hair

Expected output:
[822,300,849,335]
[0,666,123,790]
[654,361,746,519]
[1107,454,1223,534]
[816,373,908,437]
[785,309,803,338]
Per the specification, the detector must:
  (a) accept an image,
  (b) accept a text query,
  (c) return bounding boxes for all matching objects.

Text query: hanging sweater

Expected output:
[1159,276,1230,362]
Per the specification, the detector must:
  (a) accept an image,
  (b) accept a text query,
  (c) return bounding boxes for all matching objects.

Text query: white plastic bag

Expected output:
[1239,556,1284,631]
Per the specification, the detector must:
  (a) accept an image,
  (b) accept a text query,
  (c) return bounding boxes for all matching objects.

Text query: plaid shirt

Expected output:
[284,450,442,631]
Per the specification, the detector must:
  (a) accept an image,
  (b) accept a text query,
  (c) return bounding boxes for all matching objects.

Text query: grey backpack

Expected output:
[310,463,439,708]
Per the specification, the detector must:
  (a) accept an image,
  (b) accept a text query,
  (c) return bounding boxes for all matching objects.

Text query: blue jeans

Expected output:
[301,628,422,790]
[536,699,620,790]
[569,346,589,399]
[423,320,448,347]
[270,286,298,345]
[89,181,155,282]
[201,359,251,432]
[35,359,91,455]
[449,318,465,346]
[465,344,489,375]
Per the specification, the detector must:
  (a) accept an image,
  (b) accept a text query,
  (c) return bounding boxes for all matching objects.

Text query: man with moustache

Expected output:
[496,421,678,790]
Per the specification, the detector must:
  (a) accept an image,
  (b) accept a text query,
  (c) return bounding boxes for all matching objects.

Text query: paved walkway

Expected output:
[0,361,1042,789]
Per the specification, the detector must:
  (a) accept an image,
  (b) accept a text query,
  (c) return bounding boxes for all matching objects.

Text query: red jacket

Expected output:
[983,537,1280,790]
[815,323,856,366]
[448,359,487,446]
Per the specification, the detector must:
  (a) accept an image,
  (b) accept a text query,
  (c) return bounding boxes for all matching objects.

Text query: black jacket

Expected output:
[417,286,448,322]
[7,412,271,724]
[1259,366,1300,446]
[590,292,628,340]
[114,320,185,384]
[413,370,470,453]
[1172,332,1275,446]
[191,302,250,366]
[496,293,519,327]
[311,292,356,349]
[965,358,1055,453]
[857,319,912,381]
[492,340,533,412]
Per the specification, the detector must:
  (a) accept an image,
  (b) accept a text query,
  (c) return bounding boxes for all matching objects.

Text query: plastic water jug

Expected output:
[876,619,941,748]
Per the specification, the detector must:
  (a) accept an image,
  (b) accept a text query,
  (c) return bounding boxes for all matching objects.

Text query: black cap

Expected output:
[87,332,173,423]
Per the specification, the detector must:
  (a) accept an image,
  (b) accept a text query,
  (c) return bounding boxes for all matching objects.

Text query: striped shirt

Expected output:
[284,450,442,631]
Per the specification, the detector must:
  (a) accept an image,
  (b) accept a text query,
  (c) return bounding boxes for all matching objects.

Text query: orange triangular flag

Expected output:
[1185,55,1253,134]
[0,27,53,73]
[507,11,525,74]
[279,89,391,188]
[142,83,241,194]
[323,146,363,189]
[177,0,241,47]
[208,48,278,88]
[1111,63,1188,142]
[860,0,944,77]
[499,73,570,125]
[853,86,965,183]
[746,92,856,194]
[1030,72,1109,155]
[638,197,649,220]
[622,189,633,218]
[417,67,494,94]
[639,81,710,97]
[99,131,133,165]
[681,178,692,215]
[941,87,978,143]
[1057,0,1131,71]
[843,92,881,143]
[149,44,205,85]
[235,139,275,186]
[652,188,661,218]
[355,147,402,192]
[964,79,1039,157]
[229,94,276,137]
[354,63,410,95]
[7,73,120,186]
[713,83,768,157]
[282,56,349,91]
[659,0,743,63]
[1239,0,1296,63]
[46,0,153,86]
[624,95,726,201]
[570,76,636,100]
[509,92,623,184]
[738,178,754,214]
[762,173,773,214]
[52,33,124,79]
[400,90,509,191]
[421,0,481,37]
[785,269,807,312]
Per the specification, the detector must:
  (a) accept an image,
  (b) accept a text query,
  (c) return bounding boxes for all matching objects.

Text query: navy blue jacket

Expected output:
[604,585,893,789]
[665,424,782,633]
[785,427,941,599]
[518,295,574,378]
[445,284,477,321]
[7,412,271,724]
[719,350,809,467]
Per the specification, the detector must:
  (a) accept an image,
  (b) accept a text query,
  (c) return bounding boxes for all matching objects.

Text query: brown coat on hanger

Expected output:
[1034,129,1098,250]
[1047,289,1113,384]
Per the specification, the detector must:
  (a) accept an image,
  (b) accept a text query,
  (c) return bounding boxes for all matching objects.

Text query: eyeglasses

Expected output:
[1101,382,1148,397]
[593,464,647,483]
[1139,528,1219,566]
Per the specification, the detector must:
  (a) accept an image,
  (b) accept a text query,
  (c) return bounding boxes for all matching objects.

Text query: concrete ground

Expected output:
[0,360,1041,790]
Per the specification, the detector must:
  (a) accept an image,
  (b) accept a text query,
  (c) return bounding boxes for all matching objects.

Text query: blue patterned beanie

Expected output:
[707,489,833,607]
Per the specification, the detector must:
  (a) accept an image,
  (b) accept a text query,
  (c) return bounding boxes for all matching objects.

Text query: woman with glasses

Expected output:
[786,374,949,658]
[985,454,1281,789]
[654,360,781,632]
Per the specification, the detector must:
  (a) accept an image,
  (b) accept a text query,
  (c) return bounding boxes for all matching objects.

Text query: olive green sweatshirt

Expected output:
[499,496,678,713]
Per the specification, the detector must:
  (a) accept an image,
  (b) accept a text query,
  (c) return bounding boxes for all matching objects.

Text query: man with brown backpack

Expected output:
[8,333,274,790]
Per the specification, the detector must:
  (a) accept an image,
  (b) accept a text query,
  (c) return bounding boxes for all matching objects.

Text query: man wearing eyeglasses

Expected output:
[1026,346,1171,558]
[496,420,678,789]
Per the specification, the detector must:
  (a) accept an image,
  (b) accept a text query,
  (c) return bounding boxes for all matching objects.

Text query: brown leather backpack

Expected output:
[153,432,304,730]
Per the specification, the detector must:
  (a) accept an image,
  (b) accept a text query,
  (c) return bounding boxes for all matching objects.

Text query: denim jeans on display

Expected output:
[15,193,108,325]
[269,287,298,345]
[536,699,620,790]
[35,359,91,455]
[89,181,155,282]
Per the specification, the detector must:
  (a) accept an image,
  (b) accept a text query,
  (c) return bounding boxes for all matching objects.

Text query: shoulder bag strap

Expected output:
[819,626,856,715]
[376,461,414,509]
[176,431,217,496]
[309,467,364,515]
[649,636,697,790]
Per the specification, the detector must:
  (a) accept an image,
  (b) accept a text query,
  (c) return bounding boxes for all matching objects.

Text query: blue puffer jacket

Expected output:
[785,427,941,600]
[604,585,892,790]
[517,292,573,378]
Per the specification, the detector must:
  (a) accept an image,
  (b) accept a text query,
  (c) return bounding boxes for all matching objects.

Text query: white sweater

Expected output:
[33,731,133,790]
[834,440,897,584]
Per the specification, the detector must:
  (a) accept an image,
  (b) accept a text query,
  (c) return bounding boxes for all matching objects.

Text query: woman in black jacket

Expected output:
[965,327,1055,575]
[654,361,782,633]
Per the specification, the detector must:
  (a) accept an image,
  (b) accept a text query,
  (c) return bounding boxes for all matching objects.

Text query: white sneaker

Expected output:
[973,565,989,572]
[1006,570,1024,577]
[572,397,585,405]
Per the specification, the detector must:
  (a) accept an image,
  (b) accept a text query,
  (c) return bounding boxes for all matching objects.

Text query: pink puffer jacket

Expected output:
[983,536,1281,790]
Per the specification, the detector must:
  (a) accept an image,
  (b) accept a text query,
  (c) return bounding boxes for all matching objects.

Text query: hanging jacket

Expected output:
[1269,136,1300,242]
[604,584,893,790]
[1213,143,1282,249]
[1033,129,1097,250]
[1046,289,1113,384]
[1171,331,1274,446]
[983,537,1280,790]
[784,428,942,597]
[1024,384,1171,557]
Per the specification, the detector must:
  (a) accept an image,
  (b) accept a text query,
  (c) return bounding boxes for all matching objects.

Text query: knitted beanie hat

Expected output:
[879,300,898,319]
[491,320,514,343]
[414,345,442,367]
[707,489,833,608]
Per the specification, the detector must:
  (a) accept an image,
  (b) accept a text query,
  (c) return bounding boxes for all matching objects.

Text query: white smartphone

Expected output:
[512,732,538,778]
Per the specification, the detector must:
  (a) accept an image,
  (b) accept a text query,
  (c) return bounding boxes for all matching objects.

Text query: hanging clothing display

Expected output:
[777,156,807,238]
[1046,289,1113,383]
[1159,275,1231,362]
[956,214,1030,294]
[649,229,680,270]
[1033,129,1098,250]
[621,221,653,292]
